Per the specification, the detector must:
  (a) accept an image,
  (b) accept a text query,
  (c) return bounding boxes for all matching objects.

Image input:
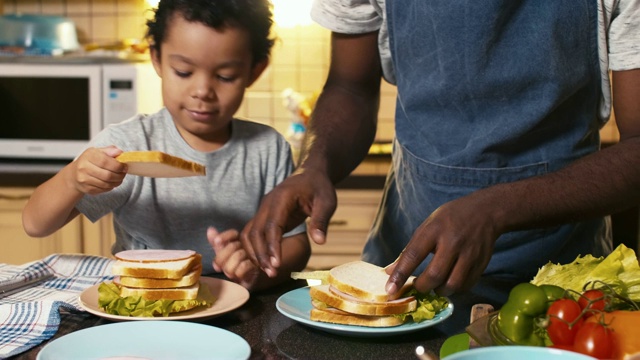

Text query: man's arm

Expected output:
[299,31,383,183]
[241,31,383,275]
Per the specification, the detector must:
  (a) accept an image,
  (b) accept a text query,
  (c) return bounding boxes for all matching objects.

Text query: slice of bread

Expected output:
[119,282,200,301]
[310,307,404,327]
[114,265,201,289]
[309,284,416,316]
[116,151,206,178]
[327,261,415,303]
[111,253,202,280]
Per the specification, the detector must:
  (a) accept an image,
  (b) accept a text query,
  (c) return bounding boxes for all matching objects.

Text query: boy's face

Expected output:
[151,15,266,151]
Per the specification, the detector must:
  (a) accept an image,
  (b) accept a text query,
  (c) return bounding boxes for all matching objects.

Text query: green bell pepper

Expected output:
[496,282,564,346]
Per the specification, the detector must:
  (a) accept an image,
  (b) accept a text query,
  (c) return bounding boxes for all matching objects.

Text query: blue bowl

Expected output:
[443,346,596,360]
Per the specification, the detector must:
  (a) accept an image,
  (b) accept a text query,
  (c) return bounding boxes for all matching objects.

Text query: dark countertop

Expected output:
[11,275,518,360]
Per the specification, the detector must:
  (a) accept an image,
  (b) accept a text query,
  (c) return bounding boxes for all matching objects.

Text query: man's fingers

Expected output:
[306,195,336,245]
[414,252,455,296]
[385,233,435,295]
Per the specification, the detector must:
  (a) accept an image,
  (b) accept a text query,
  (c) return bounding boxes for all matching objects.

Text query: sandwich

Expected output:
[302,261,449,327]
[98,249,215,317]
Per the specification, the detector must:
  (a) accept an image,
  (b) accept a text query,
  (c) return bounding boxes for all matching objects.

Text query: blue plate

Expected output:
[36,321,251,360]
[442,346,597,360]
[276,287,453,337]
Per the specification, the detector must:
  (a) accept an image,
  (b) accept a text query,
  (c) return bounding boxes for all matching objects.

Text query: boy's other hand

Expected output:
[208,227,260,290]
[69,146,127,195]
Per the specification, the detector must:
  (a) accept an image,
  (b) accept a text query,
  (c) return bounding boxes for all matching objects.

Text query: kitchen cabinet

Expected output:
[306,189,383,270]
[0,187,116,264]
[81,213,116,258]
[0,187,82,264]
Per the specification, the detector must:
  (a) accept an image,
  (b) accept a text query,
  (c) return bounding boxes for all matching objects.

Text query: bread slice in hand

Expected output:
[116,151,206,178]
[327,261,415,302]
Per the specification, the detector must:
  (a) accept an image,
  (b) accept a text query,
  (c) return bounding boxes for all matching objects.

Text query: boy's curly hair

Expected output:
[146,0,275,65]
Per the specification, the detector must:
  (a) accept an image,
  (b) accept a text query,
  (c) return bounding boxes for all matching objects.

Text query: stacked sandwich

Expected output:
[309,261,448,327]
[98,249,214,317]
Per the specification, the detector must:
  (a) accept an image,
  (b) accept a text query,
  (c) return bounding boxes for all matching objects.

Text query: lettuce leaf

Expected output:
[97,281,216,317]
[395,289,449,323]
[530,244,640,303]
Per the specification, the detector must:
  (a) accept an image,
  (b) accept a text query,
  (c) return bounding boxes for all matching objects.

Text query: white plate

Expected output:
[79,277,250,321]
[276,287,454,337]
[36,321,251,360]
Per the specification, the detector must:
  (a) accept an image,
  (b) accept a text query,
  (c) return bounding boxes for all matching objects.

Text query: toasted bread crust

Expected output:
[310,308,404,327]
[116,151,206,177]
[310,285,416,316]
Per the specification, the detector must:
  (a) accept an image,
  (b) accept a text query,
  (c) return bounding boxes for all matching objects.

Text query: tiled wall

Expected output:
[0,0,397,142]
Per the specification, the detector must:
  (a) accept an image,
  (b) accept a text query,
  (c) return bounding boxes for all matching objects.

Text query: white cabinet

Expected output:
[306,189,383,270]
[0,187,82,264]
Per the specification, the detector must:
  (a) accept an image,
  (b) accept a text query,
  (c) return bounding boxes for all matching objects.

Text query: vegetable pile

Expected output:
[494,244,640,360]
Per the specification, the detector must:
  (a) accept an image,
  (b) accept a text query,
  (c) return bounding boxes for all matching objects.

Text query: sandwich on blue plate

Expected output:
[301,261,449,327]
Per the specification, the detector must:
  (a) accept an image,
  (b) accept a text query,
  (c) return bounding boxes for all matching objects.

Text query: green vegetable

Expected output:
[395,289,449,323]
[531,244,640,304]
[97,282,215,317]
[540,284,566,303]
[497,283,548,346]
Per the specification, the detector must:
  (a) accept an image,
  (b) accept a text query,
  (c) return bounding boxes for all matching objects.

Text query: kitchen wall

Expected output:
[0,0,398,142]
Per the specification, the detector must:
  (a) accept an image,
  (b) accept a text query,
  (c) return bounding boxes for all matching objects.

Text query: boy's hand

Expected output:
[208,226,260,290]
[69,146,127,195]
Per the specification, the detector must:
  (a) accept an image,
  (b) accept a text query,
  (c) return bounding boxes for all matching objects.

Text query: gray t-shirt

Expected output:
[76,108,305,274]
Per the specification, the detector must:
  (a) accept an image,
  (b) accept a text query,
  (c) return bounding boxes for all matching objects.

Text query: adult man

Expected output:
[243,0,640,297]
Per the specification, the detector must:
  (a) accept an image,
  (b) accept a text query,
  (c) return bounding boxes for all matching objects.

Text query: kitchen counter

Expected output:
[12,274,519,360]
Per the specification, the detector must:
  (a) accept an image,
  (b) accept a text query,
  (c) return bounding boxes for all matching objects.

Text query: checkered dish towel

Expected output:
[0,254,114,359]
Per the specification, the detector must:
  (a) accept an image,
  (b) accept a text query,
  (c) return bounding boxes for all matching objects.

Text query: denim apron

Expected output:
[362,0,612,281]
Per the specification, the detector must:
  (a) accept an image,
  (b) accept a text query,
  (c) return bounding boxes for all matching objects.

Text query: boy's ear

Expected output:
[248,59,269,87]
[150,48,162,77]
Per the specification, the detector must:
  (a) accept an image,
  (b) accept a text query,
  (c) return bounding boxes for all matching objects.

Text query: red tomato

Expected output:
[573,322,614,359]
[578,289,606,317]
[547,299,584,345]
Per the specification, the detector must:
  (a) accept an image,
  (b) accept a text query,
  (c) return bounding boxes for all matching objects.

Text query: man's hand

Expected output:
[385,191,501,297]
[240,169,337,277]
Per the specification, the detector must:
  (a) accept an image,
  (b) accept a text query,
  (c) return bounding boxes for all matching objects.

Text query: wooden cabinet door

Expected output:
[307,189,382,270]
[0,187,82,265]
[82,213,116,258]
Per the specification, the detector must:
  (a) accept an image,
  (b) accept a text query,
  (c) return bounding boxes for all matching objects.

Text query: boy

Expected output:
[22,0,310,291]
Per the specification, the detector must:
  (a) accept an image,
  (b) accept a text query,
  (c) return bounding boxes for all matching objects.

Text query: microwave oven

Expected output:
[0,60,163,160]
